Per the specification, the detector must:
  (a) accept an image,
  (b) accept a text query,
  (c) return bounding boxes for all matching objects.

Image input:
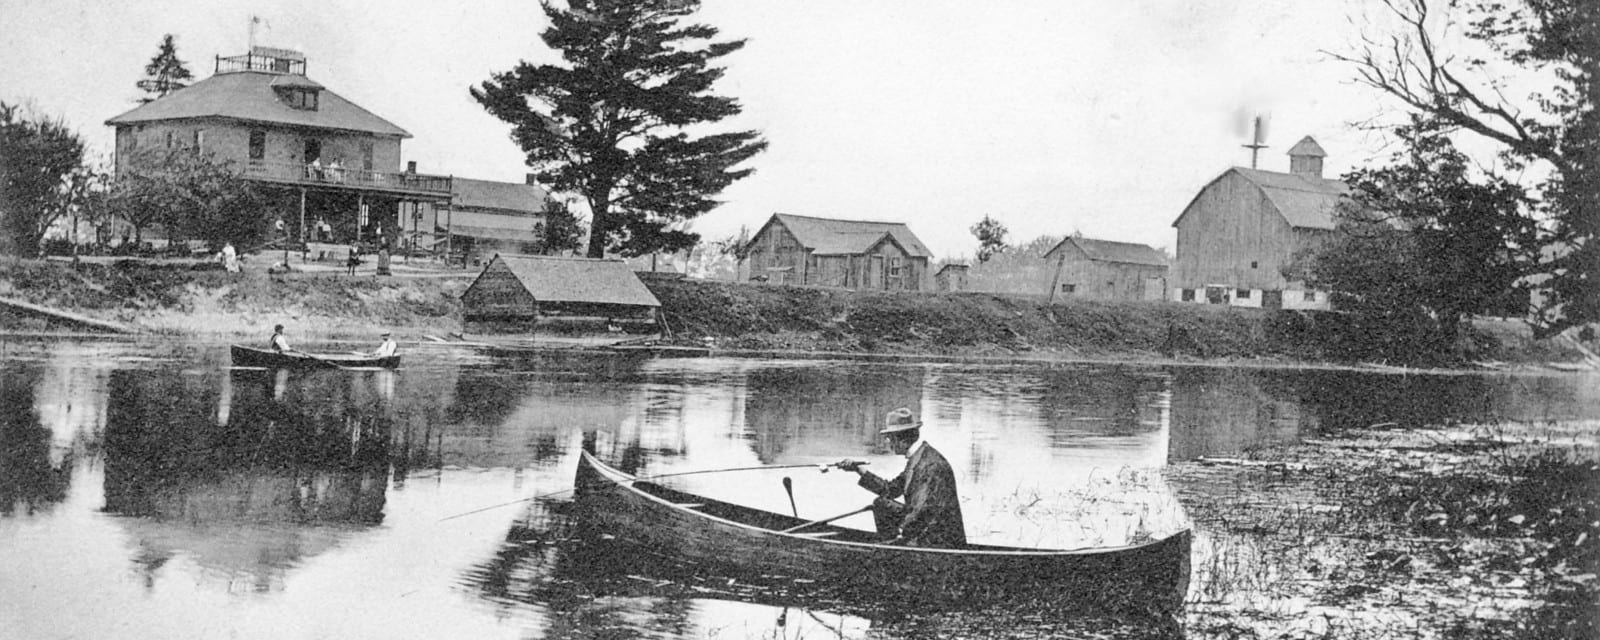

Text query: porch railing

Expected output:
[240,161,452,195]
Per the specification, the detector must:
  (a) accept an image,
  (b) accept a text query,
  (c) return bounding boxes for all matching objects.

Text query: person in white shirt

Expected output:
[371,331,398,357]
[270,324,293,352]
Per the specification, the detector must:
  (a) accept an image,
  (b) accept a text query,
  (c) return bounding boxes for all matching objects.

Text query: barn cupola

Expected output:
[1287,136,1327,178]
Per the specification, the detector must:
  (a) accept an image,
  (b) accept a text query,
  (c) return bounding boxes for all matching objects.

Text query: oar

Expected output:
[782,477,797,517]
[779,504,872,534]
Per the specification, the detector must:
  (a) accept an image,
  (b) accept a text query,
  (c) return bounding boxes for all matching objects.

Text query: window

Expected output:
[249,130,265,160]
[165,131,175,148]
[889,256,903,277]
[192,129,205,153]
[360,141,374,170]
[1181,289,1195,302]
[1237,289,1252,299]
[1305,291,1318,302]
[1250,261,1259,269]
[1061,284,1076,293]
[279,88,319,110]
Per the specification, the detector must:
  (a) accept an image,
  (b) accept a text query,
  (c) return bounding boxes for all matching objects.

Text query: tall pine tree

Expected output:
[471,0,767,258]
[137,34,194,104]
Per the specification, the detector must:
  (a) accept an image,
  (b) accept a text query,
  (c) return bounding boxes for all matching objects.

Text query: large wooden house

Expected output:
[105,46,454,249]
[460,254,660,335]
[1043,236,1169,303]
[742,213,933,291]
[1170,136,1346,310]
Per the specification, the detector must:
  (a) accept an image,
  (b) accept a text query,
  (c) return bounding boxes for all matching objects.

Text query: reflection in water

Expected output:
[4,338,1598,640]
[0,364,72,516]
[102,368,392,592]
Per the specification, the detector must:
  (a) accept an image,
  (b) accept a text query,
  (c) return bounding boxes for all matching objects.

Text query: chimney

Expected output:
[1287,136,1327,178]
[525,173,537,186]
[406,161,416,174]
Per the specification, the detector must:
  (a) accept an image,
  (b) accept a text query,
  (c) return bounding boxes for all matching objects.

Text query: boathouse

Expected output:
[460,254,660,335]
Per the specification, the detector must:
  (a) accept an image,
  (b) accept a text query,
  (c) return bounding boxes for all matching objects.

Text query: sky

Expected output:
[1,0,1412,260]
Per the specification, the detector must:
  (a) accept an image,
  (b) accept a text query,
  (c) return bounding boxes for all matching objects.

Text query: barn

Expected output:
[460,254,660,335]
[1170,136,1347,310]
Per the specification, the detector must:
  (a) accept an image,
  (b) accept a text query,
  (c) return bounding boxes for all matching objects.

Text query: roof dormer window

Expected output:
[279,87,319,110]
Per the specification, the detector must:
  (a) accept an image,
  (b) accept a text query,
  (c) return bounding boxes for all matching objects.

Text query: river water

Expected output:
[0,337,1595,639]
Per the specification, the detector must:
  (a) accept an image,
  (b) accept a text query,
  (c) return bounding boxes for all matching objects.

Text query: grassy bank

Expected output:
[0,259,1593,368]
[647,277,1595,368]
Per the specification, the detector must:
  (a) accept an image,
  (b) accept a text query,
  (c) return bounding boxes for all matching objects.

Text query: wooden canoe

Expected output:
[573,451,1192,618]
[230,344,401,369]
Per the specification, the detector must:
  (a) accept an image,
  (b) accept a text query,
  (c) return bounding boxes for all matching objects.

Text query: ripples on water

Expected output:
[0,337,1595,639]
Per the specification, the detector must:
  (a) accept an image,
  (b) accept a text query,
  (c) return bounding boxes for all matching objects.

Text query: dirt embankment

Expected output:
[0,259,1593,368]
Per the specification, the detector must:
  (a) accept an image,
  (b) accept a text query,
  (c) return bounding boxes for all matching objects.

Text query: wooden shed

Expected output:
[460,254,660,335]
[1044,236,1169,303]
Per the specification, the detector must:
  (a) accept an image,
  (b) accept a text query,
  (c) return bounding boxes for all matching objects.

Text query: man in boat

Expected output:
[270,324,293,353]
[837,408,967,548]
[370,331,398,357]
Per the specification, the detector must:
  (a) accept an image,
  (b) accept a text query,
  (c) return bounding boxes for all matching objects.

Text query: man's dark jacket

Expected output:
[857,443,966,548]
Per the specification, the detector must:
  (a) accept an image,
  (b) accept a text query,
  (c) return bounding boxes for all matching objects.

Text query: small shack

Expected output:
[1044,236,1169,303]
[460,254,660,335]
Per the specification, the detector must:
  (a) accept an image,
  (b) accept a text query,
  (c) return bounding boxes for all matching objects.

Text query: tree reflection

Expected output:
[102,368,393,591]
[0,365,72,516]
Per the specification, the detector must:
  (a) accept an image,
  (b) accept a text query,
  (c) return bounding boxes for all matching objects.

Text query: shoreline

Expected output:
[1,258,1595,374]
[3,328,1592,378]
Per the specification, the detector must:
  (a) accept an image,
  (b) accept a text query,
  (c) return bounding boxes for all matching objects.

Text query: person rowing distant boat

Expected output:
[836,408,967,549]
[269,324,294,353]
[370,331,398,358]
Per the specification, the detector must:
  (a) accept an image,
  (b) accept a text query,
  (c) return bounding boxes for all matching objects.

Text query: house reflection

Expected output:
[102,368,392,592]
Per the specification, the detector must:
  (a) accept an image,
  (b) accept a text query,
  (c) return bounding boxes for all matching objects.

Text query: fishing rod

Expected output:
[437,460,866,522]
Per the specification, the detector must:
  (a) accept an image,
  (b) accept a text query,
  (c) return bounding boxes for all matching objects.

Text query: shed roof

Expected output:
[1045,237,1169,266]
[489,255,660,307]
[758,213,932,258]
[105,70,410,138]
[453,178,549,214]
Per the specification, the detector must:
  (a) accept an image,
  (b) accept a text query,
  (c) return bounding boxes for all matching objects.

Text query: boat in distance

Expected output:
[230,344,401,369]
[572,450,1192,619]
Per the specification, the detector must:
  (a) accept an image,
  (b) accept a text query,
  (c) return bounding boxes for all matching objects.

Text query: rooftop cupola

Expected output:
[1287,136,1327,178]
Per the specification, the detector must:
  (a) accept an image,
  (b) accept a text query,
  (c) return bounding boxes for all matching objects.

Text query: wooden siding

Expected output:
[1173,171,1300,292]
[745,223,807,284]
[1051,243,1168,302]
[744,223,929,291]
[461,259,537,318]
